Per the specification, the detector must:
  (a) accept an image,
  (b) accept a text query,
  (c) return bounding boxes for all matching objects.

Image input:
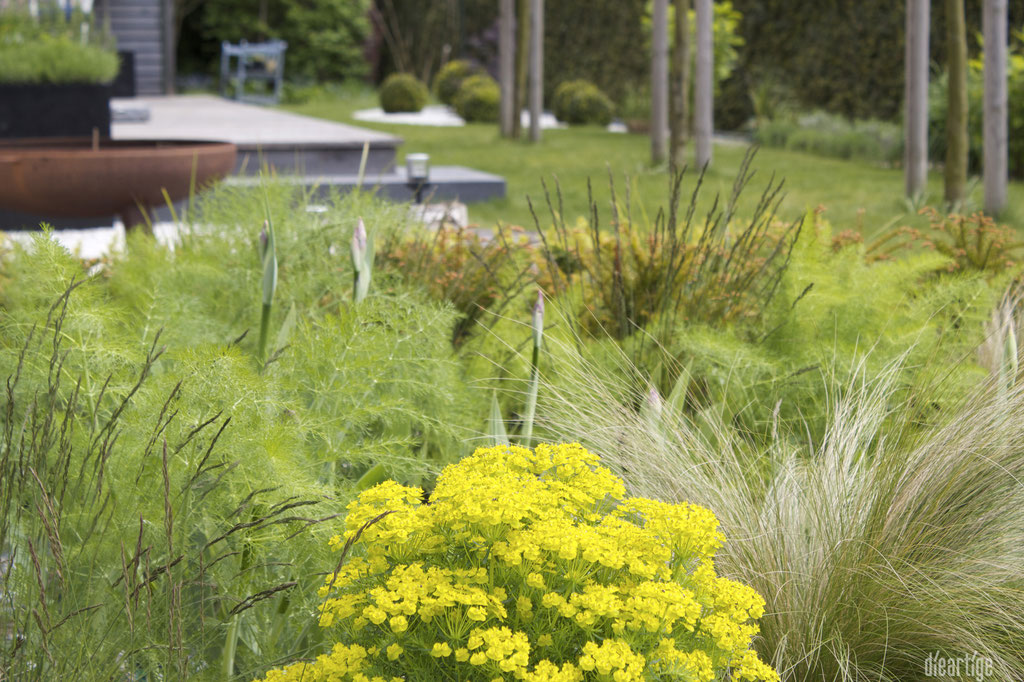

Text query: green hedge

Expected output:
[543,0,648,106]
[723,0,1024,126]
[753,110,903,165]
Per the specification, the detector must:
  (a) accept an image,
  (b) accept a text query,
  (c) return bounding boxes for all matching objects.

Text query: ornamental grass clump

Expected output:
[254,443,779,682]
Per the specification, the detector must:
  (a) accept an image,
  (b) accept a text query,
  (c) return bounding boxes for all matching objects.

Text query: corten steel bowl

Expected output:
[0,138,237,228]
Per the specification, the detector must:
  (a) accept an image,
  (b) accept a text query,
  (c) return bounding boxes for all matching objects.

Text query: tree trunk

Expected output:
[512,0,530,139]
[694,0,713,167]
[499,0,516,137]
[529,0,544,142]
[945,0,969,205]
[983,0,1008,214]
[905,0,930,198]
[669,0,691,170]
[651,0,669,164]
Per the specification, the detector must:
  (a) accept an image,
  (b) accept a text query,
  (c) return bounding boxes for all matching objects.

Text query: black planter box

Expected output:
[0,83,111,138]
[111,52,136,98]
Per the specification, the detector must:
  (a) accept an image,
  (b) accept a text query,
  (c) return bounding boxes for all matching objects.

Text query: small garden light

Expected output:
[405,152,430,203]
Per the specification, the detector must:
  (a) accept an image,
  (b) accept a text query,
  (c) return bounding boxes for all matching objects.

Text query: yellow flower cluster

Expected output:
[254,443,779,682]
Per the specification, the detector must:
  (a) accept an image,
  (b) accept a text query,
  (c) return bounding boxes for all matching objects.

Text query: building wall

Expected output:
[96,0,166,95]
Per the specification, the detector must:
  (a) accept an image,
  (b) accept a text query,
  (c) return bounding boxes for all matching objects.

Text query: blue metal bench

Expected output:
[219,40,288,105]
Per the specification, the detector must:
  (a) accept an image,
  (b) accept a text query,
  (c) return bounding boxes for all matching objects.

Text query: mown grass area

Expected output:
[283,85,1024,235]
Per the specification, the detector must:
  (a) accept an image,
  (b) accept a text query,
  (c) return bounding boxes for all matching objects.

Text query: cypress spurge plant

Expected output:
[253,443,780,682]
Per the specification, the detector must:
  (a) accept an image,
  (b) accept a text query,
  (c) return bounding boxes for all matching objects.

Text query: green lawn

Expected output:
[283,87,1024,236]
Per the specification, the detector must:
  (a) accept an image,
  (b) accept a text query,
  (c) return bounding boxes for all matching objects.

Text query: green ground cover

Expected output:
[4,83,1024,682]
[283,85,1024,235]
[3,168,1024,679]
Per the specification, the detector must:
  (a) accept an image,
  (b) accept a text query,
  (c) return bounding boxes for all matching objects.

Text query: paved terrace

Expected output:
[113,95,403,175]
[1,95,505,232]
[111,95,505,202]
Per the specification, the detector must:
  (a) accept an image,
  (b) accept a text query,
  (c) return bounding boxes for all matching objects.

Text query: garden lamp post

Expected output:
[406,153,431,204]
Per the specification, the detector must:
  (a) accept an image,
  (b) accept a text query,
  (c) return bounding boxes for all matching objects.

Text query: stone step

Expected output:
[0,167,504,231]
[225,165,506,204]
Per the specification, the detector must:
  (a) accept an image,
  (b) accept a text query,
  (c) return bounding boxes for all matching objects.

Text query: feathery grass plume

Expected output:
[978,287,1023,392]
[534,329,1024,681]
[351,217,373,303]
[257,218,278,364]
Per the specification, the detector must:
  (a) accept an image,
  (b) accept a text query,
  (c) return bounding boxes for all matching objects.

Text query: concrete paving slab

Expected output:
[113,95,401,148]
[112,95,402,175]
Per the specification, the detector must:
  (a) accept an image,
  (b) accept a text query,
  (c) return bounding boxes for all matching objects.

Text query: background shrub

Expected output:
[552,79,614,125]
[928,30,1024,179]
[721,0,1024,127]
[379,72,429,113]
[754,110,902,164]
[553,80,589,121]
[434,59,479,106]
[454,73,500,122]
[178,0,370,83]
[367,1,740,113]
[0,9,118,84]
[613,2,743,126]
[868,206,1024,274]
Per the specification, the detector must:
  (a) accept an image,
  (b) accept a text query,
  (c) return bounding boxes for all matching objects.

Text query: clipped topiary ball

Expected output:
[553,79,614,126]
[454,74,500,123]
[379,73,429,113]
[435,59,479,107]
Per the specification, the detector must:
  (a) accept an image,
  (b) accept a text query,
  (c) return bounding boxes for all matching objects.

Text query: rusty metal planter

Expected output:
[0,138,237,228]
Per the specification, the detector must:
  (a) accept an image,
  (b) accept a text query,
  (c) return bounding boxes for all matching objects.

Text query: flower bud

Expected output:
[531,290,545,350]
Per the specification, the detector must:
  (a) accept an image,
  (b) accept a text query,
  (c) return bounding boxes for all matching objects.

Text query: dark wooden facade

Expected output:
[95,0,170,95]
